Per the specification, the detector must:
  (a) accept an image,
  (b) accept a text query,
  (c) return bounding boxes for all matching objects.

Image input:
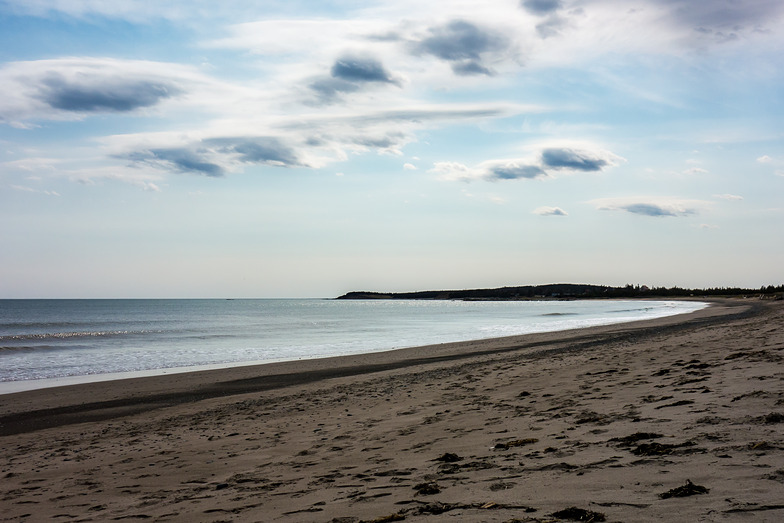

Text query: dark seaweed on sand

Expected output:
[659,480,709,499]
[759,412,784,424]
[360,513,405,523]
[551,506,607,521]
[609,432,663,446]
[433,452,461,462]
[631,441,695,456]
[494,438,538,450]
[413,482,440,495]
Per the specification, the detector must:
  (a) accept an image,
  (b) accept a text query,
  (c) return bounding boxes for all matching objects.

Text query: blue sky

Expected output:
[1,0,782,298]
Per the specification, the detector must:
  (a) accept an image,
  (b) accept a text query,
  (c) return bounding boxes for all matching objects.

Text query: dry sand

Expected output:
[1,298,783,522]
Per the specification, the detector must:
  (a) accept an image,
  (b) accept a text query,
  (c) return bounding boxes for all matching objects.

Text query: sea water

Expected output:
[0,299,706,392]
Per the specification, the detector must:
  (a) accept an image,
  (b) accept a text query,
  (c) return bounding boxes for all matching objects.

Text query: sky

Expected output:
[0,0,782,298]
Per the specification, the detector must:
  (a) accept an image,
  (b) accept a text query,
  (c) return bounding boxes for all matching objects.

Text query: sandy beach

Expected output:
[1,298,783,522]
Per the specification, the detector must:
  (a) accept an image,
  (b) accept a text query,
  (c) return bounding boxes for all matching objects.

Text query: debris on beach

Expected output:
[360,513,405,522]
[654,400,695,409]
[658,480,709,499]
[394,501,537,517]
[759,412,784,424]
[489,481,516,491]
[494,438,539,450]
[413,482,440,495]
[528,462,579,472]
[748,441,774,451]
[416,502,454,515]
[609,432,663,446]
[437,460,497,474]
[433,452,462,462]
[763,469,784,482]
[550,506,607,521]
[574,410,618,425]
[631,441,696,456]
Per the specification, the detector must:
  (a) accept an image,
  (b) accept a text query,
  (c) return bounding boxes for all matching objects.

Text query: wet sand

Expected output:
[2,298,783,522]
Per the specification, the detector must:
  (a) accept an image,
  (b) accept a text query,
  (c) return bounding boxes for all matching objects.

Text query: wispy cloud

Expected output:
[10,184,60,196]
[410,19,515,76]
[541,147,614,172]
[434,143,622,182]
[125,148,223,177]
[520,0,563,16]
[713,193,743,200]
[307,54,402,105]
[519,0,570,38]
[39,74,180,113]
[120,136,307,177]
[208,137,305,167]
[655,0,784,41]
[92,102,526,182]
[0,58,218,125]
[330,55,399,85]
[591,197,709,217]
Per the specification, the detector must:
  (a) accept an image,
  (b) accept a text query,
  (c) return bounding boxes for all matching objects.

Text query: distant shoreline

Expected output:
[336,282,784,300]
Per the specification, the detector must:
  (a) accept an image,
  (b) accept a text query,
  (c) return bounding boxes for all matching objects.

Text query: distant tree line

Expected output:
[337,283,784,300]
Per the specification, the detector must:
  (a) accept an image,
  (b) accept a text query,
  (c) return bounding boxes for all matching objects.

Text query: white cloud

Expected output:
[62,163,168,190]
[3,156,61,173]
[209,19,392,61]
[403,163,417,170]
[757,155,773,163]
[683,167,708,175]
[713,194,743,200]
[533,206,568,216]
[431,161,476,182]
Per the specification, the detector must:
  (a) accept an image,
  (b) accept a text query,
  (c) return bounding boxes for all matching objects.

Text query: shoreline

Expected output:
[0,298,716,397]
[3,297,783,522]
[0,297,708,396]
[0,299,738,436]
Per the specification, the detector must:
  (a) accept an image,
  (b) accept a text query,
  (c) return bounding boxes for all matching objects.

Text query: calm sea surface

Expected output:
[0,299,706,392]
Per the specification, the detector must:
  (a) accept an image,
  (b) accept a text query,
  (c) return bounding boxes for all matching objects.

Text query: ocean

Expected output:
[0,298,707,393]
